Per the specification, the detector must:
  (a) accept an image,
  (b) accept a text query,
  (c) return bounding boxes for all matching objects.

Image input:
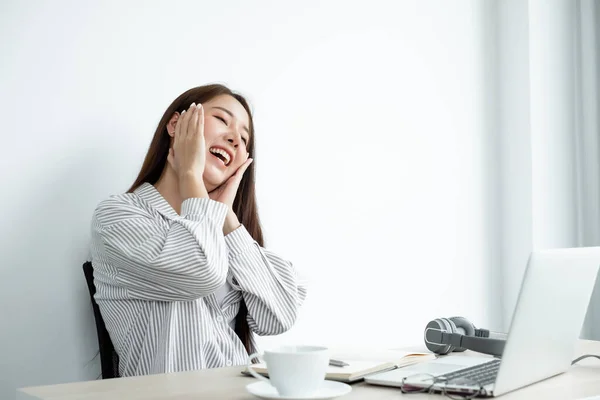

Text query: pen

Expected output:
[329,359,349,367]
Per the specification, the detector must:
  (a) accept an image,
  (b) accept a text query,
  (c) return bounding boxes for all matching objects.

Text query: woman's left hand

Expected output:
[209,157,253,234]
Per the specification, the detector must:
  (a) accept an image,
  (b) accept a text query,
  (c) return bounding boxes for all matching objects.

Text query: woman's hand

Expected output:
[209,157,253,234]
[208,157,253,209]
[168,103,209,199]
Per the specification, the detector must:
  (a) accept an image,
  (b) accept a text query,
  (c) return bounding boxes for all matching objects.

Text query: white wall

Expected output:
[0,1,499,398]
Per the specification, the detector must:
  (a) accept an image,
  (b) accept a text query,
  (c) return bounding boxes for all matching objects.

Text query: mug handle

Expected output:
[246,352,270,383]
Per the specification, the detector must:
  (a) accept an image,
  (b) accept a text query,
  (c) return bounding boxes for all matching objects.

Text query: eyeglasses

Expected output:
[399,373,488,399]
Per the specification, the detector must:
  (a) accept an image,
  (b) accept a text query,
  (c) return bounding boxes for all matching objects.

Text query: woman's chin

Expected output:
[203,165,227,190]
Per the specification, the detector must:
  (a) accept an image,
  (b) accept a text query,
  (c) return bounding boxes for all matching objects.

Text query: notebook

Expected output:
[243,348,436,383]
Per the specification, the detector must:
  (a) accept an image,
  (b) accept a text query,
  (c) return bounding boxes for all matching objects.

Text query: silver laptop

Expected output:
[365,247,600,397]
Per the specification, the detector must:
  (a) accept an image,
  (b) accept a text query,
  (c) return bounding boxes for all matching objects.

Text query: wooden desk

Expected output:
[17,340,600,399]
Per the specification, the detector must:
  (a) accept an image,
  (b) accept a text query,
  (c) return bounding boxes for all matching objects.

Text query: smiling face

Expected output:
[167,94,251,192]
[201,95,251,191]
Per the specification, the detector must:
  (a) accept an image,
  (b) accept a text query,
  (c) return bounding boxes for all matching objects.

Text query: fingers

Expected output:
[180,103,195,140]
[188,103,199,140]
[233,158,253,183]
[197,104,204,140]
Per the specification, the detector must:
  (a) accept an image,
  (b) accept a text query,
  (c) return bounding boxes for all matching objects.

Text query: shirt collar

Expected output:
[134,182,180,220]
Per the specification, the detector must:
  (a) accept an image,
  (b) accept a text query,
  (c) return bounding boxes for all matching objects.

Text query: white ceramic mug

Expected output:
[247,345,329,397]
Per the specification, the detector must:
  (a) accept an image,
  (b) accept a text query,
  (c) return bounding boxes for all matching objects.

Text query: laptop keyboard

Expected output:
[437,358,501,386]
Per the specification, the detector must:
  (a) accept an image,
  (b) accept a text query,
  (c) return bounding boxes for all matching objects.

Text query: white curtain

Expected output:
[493,0,600,338]
[575,0,600,339]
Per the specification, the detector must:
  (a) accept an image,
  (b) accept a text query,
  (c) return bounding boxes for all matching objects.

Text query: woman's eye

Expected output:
[215,116,227,124]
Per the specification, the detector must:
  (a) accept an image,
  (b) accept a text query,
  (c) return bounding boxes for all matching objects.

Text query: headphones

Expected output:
[424,317,507,357]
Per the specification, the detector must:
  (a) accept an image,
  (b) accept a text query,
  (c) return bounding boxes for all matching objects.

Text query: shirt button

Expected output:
[226,360,233,366]
[216,315,224,323]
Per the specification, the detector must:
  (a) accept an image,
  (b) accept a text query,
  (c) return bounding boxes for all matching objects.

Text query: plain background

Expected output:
[1,0,597,398]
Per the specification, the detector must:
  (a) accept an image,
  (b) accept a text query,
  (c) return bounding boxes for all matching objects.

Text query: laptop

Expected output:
[365,246,600,397]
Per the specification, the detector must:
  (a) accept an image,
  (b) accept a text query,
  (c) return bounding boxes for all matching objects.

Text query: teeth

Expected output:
[209,147,231,165]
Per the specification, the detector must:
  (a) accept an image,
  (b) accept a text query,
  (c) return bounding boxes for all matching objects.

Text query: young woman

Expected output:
[89,84,307,377]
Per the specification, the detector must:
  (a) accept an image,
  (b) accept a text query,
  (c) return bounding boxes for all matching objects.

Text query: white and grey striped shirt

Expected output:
[89,182,307,377]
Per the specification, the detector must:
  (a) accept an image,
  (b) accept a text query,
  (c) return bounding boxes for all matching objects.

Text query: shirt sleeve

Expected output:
[224,225,308,335]
[91,196,229,301]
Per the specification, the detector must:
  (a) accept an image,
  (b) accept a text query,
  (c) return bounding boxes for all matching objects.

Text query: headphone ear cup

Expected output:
[425,318,455,355]
[449,316,476,352]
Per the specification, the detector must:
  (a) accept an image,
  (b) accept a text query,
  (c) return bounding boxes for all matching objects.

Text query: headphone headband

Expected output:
[424,317,507,357]
[425,327,505,357]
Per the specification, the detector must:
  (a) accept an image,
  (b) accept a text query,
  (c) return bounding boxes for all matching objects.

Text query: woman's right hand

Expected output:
[168,103,209,199]
[168,103,206,179]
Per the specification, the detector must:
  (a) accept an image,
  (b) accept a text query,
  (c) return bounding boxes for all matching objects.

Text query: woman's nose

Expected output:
[227,130,243,146]
[227,137,239,148]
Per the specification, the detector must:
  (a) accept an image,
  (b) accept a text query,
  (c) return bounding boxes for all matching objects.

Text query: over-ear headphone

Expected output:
[424,317,507,357]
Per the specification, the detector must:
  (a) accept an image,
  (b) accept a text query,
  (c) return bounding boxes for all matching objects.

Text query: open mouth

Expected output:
[209,147,231,166]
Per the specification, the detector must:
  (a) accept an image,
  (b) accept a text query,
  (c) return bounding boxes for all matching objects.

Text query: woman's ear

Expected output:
[167,112,180,137]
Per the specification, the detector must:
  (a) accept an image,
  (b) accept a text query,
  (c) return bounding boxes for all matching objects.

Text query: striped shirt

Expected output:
[89,182,307,377]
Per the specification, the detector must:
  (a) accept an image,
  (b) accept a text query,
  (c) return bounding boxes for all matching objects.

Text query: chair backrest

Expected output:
[82,261,120,379]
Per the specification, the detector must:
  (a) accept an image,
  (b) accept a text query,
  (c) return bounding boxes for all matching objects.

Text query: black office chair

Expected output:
[82,261,120,379]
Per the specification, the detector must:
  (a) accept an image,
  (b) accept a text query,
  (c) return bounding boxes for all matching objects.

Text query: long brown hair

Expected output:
[127,84,263,354]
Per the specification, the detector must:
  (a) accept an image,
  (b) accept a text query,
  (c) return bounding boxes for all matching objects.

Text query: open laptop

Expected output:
[365,246,600,397]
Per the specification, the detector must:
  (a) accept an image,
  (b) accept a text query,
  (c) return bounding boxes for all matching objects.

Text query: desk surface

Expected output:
[17,340,600,400]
